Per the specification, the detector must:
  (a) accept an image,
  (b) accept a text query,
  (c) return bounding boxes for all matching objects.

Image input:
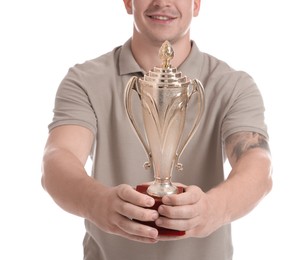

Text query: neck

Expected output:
[130,33,192,72]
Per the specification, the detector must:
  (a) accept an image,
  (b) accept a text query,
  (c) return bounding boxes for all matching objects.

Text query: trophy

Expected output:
[124,41,205,236]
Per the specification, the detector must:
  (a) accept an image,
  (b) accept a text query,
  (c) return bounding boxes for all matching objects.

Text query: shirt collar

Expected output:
[178,41,203,80]
[119,38,143,76]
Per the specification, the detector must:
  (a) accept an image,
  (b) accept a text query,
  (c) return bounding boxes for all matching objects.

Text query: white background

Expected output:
[1,0,307,259]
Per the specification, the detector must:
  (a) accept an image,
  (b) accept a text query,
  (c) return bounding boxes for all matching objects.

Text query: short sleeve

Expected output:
[48,66,97,134]
[221,73,268,141]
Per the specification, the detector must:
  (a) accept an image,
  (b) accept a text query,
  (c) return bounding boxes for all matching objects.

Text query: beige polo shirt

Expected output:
[49,38,268,260]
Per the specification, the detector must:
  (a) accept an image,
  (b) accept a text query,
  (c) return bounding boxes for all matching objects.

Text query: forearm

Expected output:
[207,148,272,225]
[41,147,105,219]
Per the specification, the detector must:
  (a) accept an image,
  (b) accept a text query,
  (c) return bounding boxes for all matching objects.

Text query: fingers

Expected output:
[112,214,159,243]
[156,202,200,232]
[116,200,159,222]
[104,184,159,242]
[155,185,205,236]
[117,184,155,207]
[116,184,159,221]
[161,185,202,206]
[158,203,198,219]
[100,184,207,242]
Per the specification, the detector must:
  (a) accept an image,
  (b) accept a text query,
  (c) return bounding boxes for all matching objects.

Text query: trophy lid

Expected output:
[141,41,190,88]
[159,40,174,69]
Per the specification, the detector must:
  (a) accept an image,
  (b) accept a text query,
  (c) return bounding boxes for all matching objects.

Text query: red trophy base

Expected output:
[135,184,185,236]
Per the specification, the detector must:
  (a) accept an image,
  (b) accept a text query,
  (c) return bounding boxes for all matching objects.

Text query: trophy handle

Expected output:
[124,76,152,169]
[175,79,205,171]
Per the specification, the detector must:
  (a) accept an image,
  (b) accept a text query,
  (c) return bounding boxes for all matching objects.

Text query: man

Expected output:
[41,0,272,259]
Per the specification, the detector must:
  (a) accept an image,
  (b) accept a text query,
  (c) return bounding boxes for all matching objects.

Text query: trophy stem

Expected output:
[147,178,178,197]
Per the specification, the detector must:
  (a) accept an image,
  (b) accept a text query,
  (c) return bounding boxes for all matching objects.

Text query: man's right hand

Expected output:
[87,184,159,243]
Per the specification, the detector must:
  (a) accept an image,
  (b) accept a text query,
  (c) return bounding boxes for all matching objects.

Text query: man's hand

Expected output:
[155,185,223,240]
[88,184,160,243]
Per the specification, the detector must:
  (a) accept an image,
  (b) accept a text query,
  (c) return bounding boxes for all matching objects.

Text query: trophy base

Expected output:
[135,184,185,236]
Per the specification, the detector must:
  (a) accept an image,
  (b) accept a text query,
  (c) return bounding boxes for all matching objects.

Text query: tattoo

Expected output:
[226,132,270,162]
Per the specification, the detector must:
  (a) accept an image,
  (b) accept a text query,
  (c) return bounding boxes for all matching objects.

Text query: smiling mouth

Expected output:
[149,15,175,21]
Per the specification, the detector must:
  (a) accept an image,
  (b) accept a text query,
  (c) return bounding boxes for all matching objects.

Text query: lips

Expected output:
[148,14,176,22]
[150,15,172,21]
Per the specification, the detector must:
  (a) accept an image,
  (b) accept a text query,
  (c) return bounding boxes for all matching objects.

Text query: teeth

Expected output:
[152,16,170,20]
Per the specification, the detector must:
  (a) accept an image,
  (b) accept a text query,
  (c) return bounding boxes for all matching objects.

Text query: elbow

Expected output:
[41,152,52,193]
[41,163,48,192]
[250,148,274,198]
[41,171,47,191]
[40,147,58,194]
[265,165,273,196]
[261,153,274,197]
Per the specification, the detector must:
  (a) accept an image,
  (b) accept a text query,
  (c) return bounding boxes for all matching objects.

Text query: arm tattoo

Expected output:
[226,132,270,162]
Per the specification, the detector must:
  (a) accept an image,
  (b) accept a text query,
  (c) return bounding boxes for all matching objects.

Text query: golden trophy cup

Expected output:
[124,41,205,236]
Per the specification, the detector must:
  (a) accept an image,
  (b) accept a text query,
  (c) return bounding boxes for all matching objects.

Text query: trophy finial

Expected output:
[159,40,174,69]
